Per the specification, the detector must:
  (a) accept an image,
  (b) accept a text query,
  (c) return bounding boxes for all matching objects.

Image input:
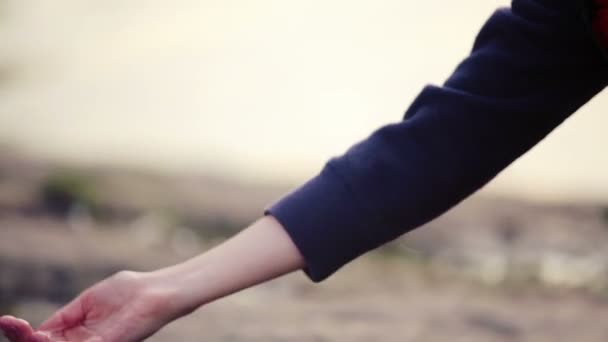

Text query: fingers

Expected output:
[0,315,35,342]
[0,316,68,342]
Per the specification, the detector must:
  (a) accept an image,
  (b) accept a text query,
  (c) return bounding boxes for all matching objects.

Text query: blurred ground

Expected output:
[10,258,608,342]
[2,154,608,341]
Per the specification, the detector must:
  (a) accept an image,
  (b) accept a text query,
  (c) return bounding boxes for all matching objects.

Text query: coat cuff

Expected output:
[264,164,370,282]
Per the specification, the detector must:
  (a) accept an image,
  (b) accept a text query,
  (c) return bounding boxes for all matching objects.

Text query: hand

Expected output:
[0,271,179,342]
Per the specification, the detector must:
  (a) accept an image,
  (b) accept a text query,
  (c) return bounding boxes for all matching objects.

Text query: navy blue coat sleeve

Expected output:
[265,0,608,282]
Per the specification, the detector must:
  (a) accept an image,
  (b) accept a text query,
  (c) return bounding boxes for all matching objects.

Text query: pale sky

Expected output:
[1,0,608,201]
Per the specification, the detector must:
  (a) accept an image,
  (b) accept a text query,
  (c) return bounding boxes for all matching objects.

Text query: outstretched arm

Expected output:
[0,217,303,342]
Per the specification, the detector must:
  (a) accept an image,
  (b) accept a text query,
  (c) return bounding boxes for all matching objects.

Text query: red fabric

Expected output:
[594,0,608,47]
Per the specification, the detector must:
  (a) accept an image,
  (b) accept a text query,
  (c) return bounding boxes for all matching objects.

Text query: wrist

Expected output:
[139,266,200,321]
[138,216,304,321]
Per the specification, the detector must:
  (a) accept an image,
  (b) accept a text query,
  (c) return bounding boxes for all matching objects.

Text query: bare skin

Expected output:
[0,216,305,342]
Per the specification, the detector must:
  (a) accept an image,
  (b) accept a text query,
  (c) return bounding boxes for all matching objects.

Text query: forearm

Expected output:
[147,216,304,317]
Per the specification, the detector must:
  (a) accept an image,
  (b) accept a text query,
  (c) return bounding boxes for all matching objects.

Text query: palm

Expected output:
[1,272,172,342]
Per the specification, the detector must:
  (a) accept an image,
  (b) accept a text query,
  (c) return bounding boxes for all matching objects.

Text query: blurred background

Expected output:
[2,0,608,341]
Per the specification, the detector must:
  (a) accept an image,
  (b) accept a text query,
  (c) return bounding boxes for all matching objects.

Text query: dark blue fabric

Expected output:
[266,0,608,282]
